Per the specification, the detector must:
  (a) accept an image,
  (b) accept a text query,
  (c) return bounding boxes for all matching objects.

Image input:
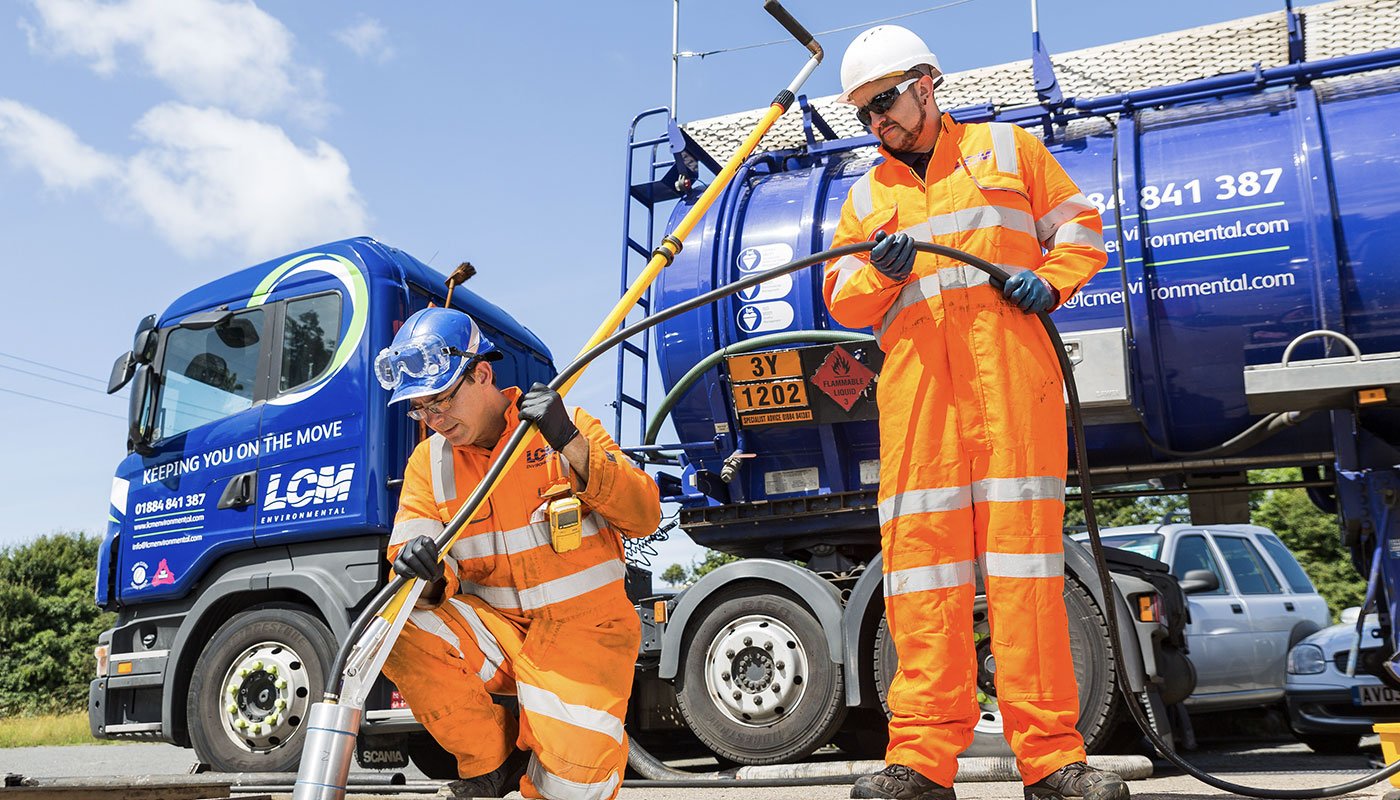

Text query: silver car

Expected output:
[1074,524,1331,710]
[1285,610,1395,753]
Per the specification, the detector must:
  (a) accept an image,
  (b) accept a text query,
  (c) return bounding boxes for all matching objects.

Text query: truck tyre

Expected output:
[674,585,846,764]
[874,579,1121,756]
[186,605,337,773]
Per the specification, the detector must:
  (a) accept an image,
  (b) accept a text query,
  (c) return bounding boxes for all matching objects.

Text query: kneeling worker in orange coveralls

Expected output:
[374,307,661,800]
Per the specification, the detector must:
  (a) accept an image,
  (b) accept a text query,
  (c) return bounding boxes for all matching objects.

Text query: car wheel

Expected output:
[1296,733,1362,755]
[875,579,1122,756]
[674,585,846,764]
[186,605,335,772]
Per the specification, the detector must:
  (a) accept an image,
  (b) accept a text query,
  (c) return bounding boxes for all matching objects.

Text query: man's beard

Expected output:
[879,94,937,154]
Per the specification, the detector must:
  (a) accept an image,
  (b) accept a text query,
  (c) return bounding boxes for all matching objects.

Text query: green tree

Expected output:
[0,532,114,715]
[1251,469,1365,621]
[690,549,739,580]
[660,563,688,587]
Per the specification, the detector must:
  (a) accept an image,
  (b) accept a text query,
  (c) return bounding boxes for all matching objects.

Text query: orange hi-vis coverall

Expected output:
[382,387,660,800]
[823,115,1106,786]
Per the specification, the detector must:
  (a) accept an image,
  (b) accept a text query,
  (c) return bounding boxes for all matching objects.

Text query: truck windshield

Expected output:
[154,309,264,440]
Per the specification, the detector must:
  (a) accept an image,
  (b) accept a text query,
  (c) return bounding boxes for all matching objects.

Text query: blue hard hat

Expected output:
[375,307,500,405]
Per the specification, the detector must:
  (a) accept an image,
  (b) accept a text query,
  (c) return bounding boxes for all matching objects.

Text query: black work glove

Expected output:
[518,382,579,452]
[393,535,444,583]
[869,230,915,282]
[1002,271,1057,314]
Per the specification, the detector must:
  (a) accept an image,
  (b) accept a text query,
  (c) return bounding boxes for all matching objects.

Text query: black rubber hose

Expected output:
[337,240,1400,795]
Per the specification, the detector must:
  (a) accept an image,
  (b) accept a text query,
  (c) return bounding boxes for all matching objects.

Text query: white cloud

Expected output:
[25,0,326,119]
[0,99,369,259]
[0,99,119,189]
[335,17,393,63]
[126,104,368,257]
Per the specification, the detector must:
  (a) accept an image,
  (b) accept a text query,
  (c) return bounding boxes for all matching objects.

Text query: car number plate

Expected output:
[1353,685,1400,706]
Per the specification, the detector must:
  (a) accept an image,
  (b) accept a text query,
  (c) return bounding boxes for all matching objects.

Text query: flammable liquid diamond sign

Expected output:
[811,345,876,411]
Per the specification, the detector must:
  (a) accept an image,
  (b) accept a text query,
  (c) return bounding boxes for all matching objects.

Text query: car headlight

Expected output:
[1287,643,1326,675]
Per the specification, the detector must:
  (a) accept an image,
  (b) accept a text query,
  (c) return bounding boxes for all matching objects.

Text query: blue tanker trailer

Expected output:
[614,0,1400,765]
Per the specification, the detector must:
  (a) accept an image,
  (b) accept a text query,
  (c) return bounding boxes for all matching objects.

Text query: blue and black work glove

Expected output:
[393,535,444,583]
[869,230,916,282]
[1002,271,1057,314]
[519,383,580,452]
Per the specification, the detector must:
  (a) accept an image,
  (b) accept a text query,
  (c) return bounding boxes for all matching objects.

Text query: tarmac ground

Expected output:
[1,736,1393,799]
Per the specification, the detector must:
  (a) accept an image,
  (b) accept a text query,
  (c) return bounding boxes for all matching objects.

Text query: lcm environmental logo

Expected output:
[263,463,356,512]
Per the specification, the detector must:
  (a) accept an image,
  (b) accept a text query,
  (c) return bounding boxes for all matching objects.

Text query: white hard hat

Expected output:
[838,25,942,105]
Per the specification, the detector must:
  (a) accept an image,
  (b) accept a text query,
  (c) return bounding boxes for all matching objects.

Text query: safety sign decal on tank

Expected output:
[245,250,368,406]
[736,301,795,334]
[811,345,876,411]
[739,273,793,302]
[736,242,794,273]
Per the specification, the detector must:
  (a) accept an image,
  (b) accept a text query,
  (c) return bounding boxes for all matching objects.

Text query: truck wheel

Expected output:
[674,586,846,765]
[874,579,1121,756]
[186,605,336,773]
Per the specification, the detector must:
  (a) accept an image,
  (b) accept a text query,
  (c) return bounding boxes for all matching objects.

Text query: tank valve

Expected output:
[720,450,755,482]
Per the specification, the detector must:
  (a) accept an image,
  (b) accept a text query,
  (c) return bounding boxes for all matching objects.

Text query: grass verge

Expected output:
[0,712,116,747]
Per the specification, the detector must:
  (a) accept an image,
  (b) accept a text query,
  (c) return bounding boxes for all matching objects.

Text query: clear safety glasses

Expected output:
[406,377,467,421]
[374,333,472,390]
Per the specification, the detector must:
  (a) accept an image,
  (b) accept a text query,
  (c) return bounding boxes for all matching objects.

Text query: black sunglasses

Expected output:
[856,75,944,128]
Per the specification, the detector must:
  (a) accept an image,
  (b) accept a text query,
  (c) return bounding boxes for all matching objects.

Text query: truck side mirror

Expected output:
[108,351,136,395]
[128,366,156,456]
[133,314,158,363]
[109,314,159,394]
[1179,569,1220,595]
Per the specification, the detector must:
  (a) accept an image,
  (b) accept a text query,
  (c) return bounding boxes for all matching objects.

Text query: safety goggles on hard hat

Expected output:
[856,75,943,128]
[374,333,477,391]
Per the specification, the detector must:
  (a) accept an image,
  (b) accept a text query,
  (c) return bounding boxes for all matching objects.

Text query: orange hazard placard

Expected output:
[732,379,809,412]
[726,350,803,382]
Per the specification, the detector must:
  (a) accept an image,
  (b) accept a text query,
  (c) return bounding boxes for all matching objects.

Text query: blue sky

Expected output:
[0,0,1323,575]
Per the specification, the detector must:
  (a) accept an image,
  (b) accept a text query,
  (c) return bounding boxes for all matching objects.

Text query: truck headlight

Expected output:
[94,644,109,678]
[1287,643,1326,675]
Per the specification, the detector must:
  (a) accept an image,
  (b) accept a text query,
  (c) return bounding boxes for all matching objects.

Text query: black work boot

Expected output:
[439,748,529,798]
[851,764,956,799]
[1024,761,1129,800]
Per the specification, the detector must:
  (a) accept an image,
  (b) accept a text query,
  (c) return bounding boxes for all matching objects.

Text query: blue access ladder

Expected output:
[612,108,720,460]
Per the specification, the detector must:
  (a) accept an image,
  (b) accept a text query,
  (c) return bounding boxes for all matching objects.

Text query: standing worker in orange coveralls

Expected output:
[822,24,1128,800]
[374,307,660,800]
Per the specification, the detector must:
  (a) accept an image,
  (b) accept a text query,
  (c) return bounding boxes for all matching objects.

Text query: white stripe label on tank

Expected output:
[736,301,794,333]
[737,243,795,273]
[765,467,820,495]
[739,273,793,302]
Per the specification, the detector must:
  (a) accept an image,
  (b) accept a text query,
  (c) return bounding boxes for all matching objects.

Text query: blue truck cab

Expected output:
[91,237,553,772]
